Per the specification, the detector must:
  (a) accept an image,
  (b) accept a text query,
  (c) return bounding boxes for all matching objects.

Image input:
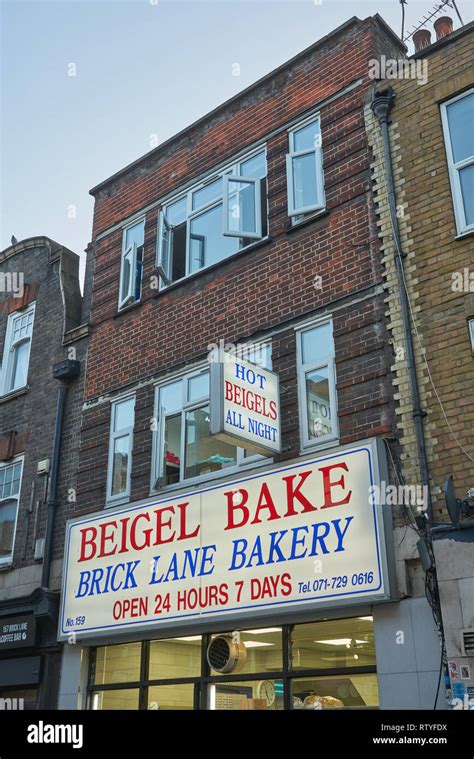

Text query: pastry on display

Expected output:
[303,693,344,709]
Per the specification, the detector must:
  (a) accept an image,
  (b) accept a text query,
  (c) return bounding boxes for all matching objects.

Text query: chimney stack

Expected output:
[413,29,432,52]
[434,16,454,40]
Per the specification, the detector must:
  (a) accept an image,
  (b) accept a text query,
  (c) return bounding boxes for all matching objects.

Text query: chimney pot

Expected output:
[434,16,453,40]
[413,29,432,52]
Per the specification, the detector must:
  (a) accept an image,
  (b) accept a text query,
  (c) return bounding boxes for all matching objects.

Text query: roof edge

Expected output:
[0,236,78,262]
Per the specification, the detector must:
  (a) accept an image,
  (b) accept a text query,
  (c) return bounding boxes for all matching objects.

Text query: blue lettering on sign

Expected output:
[75,560,140,597]
[248,417,277,442]
[225,409,245,430]
[228,517,354,570]
[149,545,216,584]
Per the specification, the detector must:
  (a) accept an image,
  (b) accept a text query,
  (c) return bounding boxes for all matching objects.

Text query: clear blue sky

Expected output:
[1,0,472,283]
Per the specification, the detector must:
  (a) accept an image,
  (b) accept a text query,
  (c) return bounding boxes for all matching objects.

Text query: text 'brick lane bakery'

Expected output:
[58,354,396,711]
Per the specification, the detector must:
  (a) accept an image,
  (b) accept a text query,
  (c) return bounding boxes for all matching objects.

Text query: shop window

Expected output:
[290,617,376,670]
[106,395,135,504]
[118,219,145,309]
[156,148,267,286]
[441,89,474,235]
[209,628,283,677]
[296,319,338,450]
[0,456,23,564]
[0,304,35,396]
[91,689,140,710]
[92,642,142,685]
[287,115,325,221]
[148,684,195,710]
[291,673,379,709]
[149,637,201,680]
[151,343,271,489]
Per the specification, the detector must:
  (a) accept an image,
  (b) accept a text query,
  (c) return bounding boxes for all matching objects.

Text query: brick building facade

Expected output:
[55,15,447,711]
[366,19,474,709]
[0,237,90,708]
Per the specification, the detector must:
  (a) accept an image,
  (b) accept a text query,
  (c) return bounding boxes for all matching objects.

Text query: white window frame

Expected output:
[151,342,272,492]
[118,218,145,310]
[440,89,474,236]
[0,303,35,396]
[0,454,24,565]
[469,319,474,354]
[223,175,262,239]
[296,318,338,452]
[106,394,135,505]
[287,113,325,217]
[156,146,268,287]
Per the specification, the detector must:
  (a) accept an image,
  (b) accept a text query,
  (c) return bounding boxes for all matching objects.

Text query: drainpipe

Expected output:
[371,87,433,521]
[41,359,80,589]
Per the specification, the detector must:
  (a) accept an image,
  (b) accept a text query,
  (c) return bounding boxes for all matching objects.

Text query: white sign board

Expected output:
[210,352,281,455]
[58,439,393,641]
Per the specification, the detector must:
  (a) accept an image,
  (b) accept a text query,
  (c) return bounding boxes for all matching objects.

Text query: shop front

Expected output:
[58,438,396,710]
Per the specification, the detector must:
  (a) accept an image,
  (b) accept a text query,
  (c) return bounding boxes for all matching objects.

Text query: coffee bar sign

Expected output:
[58,439,394,641]
[210,351,281,455]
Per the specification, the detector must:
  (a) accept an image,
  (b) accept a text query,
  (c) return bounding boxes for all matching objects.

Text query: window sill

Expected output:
[0,562,14,571]
[153,236,273,297]
[0,386,29,404]
[455,228,474,240]
[105,496,131,509]
[299,438,340,457]
[114,300,142,319]
[150,456,273,498]
[285,208,330,234]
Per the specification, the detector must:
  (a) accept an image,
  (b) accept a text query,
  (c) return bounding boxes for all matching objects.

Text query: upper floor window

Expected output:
[156,149,267,286]
[287,115,325,220]
[296,320,338,450]
[0,456,23,564]
[152,343,271,488]
[469,318,474,353]
[0,304,35,396]
[118,219,145,309]
[107,395,135,503]
[441,90,474,235]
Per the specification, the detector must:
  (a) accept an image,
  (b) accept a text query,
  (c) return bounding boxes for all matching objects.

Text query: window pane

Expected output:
[185,406,236,478]
[149,637,201,680]
[0,500,17,558]
[189,204,238,273]
[301,322,332,365]
[291,618,376,671]
[227,179,257,236]
[292,673,378,709]
[163,413,181,485]
[210,679,284,710]
[92,642,142,685]
[447,94,474,163]
[121,253,132,301]
[292,153,317,210]
[240,151,266,179]
[114,398,134,431]
[159,380,182,414]
[239,342,271,368]
[306,366,332,439]
[209,629,283,677]
[148,684,194,710]
[111,434,130,495]
[9,340,29,391]
[171,221,186,281]
[91,689,139,710]
[187,372,209,402]
[192,178,222,210]
[167,197,187,226]
[460,164,474,226]
[293,119,319,152]
[125,220,144,248]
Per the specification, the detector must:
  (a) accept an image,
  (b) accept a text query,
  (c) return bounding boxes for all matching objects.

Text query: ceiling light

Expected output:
[244,641,274,648]
[358,616,373,622]
[242,628,281,634]
[174,636,201,642]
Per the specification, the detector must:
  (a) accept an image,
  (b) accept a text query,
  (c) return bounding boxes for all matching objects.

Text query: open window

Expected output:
[287,115,325,218]
[118,219,144,310]
[223,175,262,239]
[440,89,474,235]
[0,304,35,396]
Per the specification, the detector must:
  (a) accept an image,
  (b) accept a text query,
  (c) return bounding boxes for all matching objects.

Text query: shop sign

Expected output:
[210,351,281,455]
[58,438,393,641]
[0,615,36,649]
